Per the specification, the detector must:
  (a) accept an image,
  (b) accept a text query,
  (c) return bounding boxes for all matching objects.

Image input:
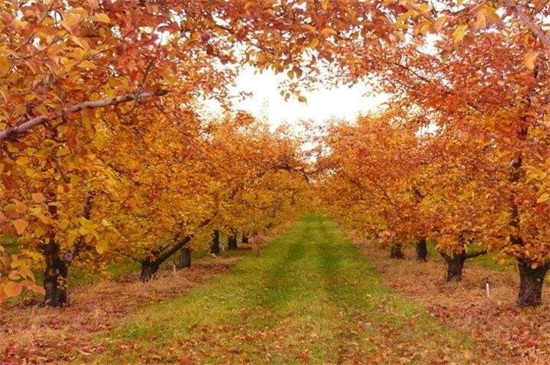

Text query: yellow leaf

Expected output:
[66,230,78,245]
[96,240,108,254]
[0,57,9,77]
[452,25,468,43]
[31,193,46,203]
[15,156,30,166]
[309,38,320,49]
[13,219,28,235]
[18,266,35,281]
[480,5,500,24]
[30,208,50,224]
[93,13,110,23]
[524,51,539,70]
[34,226,47,238]
[4,281,22,297]
[78,60,97,69]
[414,20,432,35]
[321,28,337,36]
[59,219,70,230]
[536,192,549,203]
[62,12,83,29]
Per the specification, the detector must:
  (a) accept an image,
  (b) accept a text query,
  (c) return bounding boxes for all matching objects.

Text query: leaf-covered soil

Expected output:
[0,255,240,364]
[359,241,550,365]
[3,216,545,364]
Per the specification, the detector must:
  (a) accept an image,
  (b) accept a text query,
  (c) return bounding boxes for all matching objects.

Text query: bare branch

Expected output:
[0,89,169,143]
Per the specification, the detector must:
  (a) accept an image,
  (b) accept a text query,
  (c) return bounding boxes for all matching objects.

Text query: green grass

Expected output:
[87,213,490,364]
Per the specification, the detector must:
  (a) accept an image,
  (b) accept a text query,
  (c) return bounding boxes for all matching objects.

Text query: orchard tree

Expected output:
[317,111,430,259]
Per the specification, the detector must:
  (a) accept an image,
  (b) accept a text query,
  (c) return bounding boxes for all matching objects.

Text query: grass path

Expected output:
[88,214,490,364]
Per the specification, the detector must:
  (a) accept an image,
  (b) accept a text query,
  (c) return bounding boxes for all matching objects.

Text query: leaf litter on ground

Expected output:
[356,237,550,365]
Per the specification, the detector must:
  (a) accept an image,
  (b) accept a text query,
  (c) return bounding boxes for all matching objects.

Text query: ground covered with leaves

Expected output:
[360,242,550,365]
[0,256,239,364]
[3,215,548,364]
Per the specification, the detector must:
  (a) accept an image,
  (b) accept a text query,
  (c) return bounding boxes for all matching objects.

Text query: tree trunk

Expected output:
[140,260,160,282]
[42,242,69,307]
[440,252,466,282]
[242,233,249,244]
[415,238,428,261]
[390,243,405,259]
[211,230,220,255]
[178,247,192,268]
[517,260,549,307]
[227,231,238,250]
[139,236,192,282]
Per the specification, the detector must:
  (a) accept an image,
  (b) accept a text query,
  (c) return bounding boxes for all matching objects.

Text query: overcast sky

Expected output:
[201,67,391,129]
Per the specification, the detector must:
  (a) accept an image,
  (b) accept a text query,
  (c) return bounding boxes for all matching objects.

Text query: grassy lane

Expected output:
[88,214,491,364]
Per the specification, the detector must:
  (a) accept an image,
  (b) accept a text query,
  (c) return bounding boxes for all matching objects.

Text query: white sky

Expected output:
[201,67,391,129]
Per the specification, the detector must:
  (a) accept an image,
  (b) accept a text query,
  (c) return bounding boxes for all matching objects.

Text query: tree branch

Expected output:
[0,89,169,143]
[503,0,550,52]
[465,250,488,259]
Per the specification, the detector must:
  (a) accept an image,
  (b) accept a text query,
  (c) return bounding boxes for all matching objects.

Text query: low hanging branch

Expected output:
[0,89,169,143]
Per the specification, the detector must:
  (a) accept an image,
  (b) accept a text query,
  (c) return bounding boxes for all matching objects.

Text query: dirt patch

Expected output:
[0,255,240,364]
[359,241,550,365]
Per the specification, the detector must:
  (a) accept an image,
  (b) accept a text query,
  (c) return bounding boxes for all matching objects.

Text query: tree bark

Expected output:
[42,242,69,307]
[390,243,405,259]
[227,232,238,250]
[415,238,428,261]
[41,192,94,307]
[139,236,192,282]
[178,247,192,268]
[211,230,220,255]
[517,260,549,307]
[440,252,467,282]
[140,260,160,282]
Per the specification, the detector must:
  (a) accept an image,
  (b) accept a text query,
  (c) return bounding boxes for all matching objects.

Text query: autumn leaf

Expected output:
[523,51,539,70]
[96,240,108,254]
[321,28,337,36]
[3,281,23,297]
[536,192,549,204]
[31,193,46,203]
[93,13,110,23]
[452,25,468,43]
[13,219,29,235]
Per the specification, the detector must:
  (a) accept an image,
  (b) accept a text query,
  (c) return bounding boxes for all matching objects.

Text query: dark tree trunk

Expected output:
[178,247,192,268]
[415,238,428,261]
[211,230,220,255]
[42,242,69,307]
[517,260,549,307]
[227,233,238,250]
[390,243,405,259]
[139,236,192,282]
[140,260,160,282]
[242,233,249,244]
[41,192,95,307]
[440,252,467,282]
